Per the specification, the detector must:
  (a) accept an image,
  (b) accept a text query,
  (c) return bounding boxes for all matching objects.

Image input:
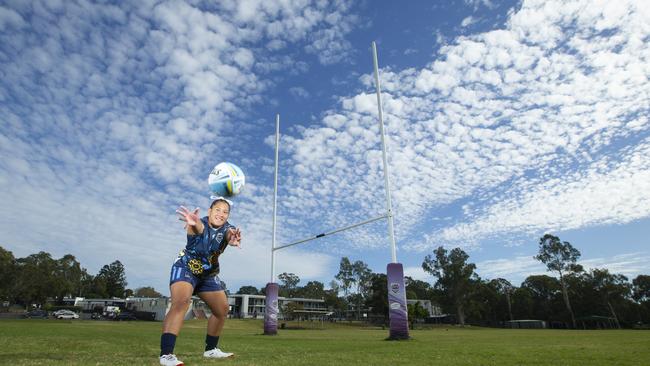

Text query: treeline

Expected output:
[236,234,650,328]
[0,246,161,309]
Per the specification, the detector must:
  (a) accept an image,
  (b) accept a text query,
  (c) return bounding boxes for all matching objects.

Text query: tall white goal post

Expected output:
[264,43,410,340]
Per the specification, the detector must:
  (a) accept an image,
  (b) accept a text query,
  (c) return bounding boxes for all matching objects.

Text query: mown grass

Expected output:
[1,319,649,365]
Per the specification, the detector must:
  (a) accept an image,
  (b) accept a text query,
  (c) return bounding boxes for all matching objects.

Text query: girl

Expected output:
[159,197,241,366]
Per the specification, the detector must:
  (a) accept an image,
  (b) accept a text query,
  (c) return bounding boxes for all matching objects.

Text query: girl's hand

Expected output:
[176,206,200,227]
[227,227,241,248]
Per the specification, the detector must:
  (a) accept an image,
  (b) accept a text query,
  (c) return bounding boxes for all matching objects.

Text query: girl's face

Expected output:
[208,201,230,228]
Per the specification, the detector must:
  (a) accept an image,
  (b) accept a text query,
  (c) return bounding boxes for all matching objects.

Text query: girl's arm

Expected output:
[176,206,204,235]
[226,227,241,248]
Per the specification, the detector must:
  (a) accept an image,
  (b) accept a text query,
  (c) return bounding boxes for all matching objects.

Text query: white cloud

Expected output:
[476,252,650,286]
[461,16,477,28]
[0,0,362,293]
[430,138,650,246]
[275,0,650,256]
[289,86,310,99]
[403,266,434,282]
[580,253,650,279]
[476,256,546,284]
[0,5,26,30]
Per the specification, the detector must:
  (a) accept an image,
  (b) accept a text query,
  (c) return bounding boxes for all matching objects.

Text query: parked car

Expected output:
[52,310,69,317]
[24,310,49,319]
[114,312,137,321]
[55,310,79,319]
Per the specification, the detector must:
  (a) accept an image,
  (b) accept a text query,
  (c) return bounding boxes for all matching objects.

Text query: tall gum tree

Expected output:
[534,234,581,328]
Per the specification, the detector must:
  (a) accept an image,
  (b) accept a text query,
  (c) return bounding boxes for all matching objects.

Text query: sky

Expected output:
[1,0,649,296]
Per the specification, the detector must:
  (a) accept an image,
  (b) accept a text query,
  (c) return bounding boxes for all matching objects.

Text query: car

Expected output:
[114,312,137,321]
[55,310,79,319]
[24,310,49,319]
[52,309,70,317]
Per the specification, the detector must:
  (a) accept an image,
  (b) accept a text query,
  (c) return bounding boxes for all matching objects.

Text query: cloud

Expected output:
[275,0,650,255]
[461,16,478,28]
[580,253,650,279]
[403,266,434,282]
[464,0,496,11]
[476,257,546,284]
[0,5,26,30]
[0,0,362,293]
[289,86,310,99]
[426,137,650,247]
[476,252,650,286]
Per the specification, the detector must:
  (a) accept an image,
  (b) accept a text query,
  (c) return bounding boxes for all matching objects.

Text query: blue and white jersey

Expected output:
[176,217,234,276]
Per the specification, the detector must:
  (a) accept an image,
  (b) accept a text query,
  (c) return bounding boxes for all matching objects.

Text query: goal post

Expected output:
[264,43,410,340]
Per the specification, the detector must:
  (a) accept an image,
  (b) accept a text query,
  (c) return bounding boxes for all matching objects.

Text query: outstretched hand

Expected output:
[176,206,200,227]
[227,227,242,248]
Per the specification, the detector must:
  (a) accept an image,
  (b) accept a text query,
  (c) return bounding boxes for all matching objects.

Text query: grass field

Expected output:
[1,319,649,365]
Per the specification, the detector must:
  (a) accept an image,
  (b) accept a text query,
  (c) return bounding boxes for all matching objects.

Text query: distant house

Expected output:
[504,319,547,329]
[406,299,443,317]
[228,294,327,319]
[68,294,327,321]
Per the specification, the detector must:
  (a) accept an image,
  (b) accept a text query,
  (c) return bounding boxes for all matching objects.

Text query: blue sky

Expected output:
[1,0,649,296]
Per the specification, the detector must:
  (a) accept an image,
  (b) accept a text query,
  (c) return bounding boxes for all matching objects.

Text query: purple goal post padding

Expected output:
[264,282,279,335]
[387,263,410,340]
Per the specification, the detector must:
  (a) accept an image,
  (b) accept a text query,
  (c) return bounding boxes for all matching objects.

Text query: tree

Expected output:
[632,275,650,303]
[14,251,59,308]
[87,274,108,298]
[324,281,347,318]
[510,286,535,320]
[466,279,500,325]
[55,254,83,302]
[365,273,388,321]
[534,234,581,328]
[491,278,515,321]
[521,275,562,323]
[405,277,432,300]
[335,257,354,297]
[588,268,630,328]
[633,275,650,324]
[0,247,16,302]
[237,286,259,295]
[282,301,303,320]
[296,281,325,299]
[407,302,429,327]
[134,286,162,298]
[422,246,477,326]
[79,269,99,298]
[278,272,300,297]
[96,260,128,298]
[351,260,372,320]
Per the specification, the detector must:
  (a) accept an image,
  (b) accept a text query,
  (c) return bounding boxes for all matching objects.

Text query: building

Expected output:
[228,294,327,319]
[69,295,439,322]
[71,294,327,321]
[406,299,443,317]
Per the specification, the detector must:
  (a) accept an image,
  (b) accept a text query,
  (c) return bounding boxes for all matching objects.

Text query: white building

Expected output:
[228,294,327,319]
[406,299,443,317]
[73,294,327,321]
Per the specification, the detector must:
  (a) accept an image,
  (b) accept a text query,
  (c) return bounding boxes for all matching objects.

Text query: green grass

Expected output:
[1,319,649,365]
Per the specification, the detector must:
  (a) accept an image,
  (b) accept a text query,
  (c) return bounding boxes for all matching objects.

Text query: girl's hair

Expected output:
[210,198,231,210]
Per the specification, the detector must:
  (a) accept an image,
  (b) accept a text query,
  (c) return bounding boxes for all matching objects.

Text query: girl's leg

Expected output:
[163,281,194,335]
[198,290,234,357]
[160,280,194,362]
[198,290,229,337]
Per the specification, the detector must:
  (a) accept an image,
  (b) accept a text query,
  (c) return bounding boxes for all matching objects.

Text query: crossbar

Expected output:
[272,214,389,252]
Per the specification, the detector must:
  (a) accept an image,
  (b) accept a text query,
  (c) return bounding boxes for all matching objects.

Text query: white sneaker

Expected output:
[160,354,184,366]
[204,348,234,358]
